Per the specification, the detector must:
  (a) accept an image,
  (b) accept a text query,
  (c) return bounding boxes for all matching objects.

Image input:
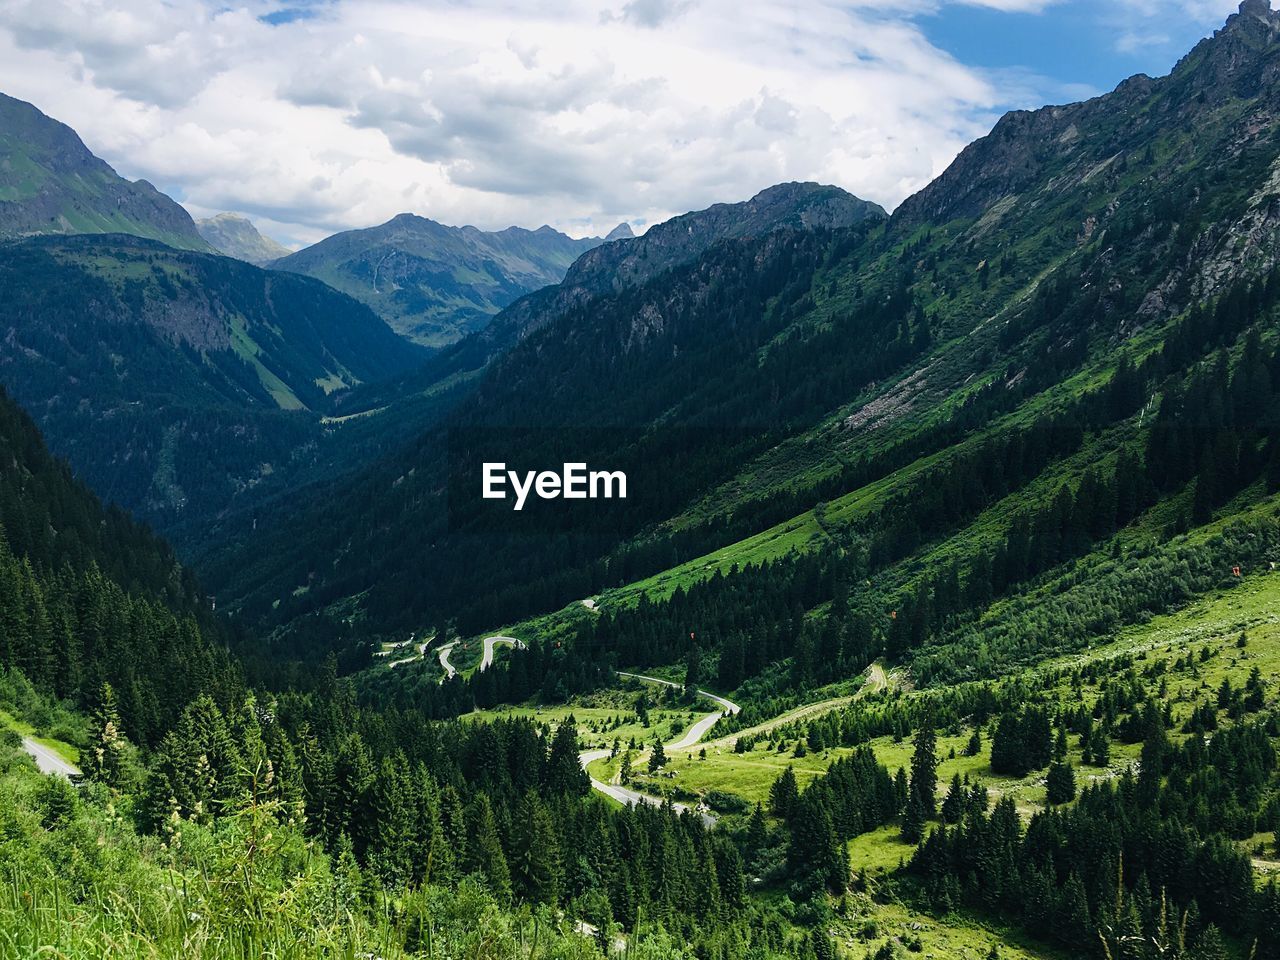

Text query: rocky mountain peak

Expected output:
[1237,0,1272,21]
[196,212,291,265]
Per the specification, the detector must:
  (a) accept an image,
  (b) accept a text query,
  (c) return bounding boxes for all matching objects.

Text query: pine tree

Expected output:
[940,773,965,824]
[1045,761,1076,805]
[463,793,512,903]
[369,754,415,887]
[746,802,769,864]
[83,682,129,790]
[909,713,938,818]
[901,793,927,844]
[1061,871,1092,946]
[770,766,799,819]
[965,727,982,756]
[648,738,668,774]
[545,716,590,796]
[1190,925,1229,960]
[789,792,843,894]
[509,791,561,905]
[810,929,837,960]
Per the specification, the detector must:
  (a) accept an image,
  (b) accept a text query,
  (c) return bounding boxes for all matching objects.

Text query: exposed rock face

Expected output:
[563,182,885,296]
[197,213,292,265]
[605,222,636,241]
[0,93,211,251]
[895,0,1280,231]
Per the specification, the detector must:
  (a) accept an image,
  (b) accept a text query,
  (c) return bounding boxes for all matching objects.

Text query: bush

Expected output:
[705,790,750,814]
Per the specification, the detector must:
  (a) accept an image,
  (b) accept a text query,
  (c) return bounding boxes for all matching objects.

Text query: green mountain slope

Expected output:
[0,234,423,533]
[272,213,614,348]
[329,182,886,421]
[204,0,1280,671]
[196,212,292,264]
[0,382,237,742]
[0,93,212,252]
[201,185,890,632]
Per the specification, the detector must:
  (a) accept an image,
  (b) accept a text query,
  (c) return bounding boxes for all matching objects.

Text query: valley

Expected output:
[2,3,1280,959]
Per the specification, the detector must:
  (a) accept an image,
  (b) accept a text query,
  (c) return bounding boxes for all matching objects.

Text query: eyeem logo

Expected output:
[482,462,627,511]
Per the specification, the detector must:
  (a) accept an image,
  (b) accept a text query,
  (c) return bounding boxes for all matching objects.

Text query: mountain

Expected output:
[0,233,423,534]
[0,382,236,741]
[335,182,887,416]
[199,182,889,629]
[196,212,292,264]
[561,181,885,295]
[605,222,635,240]
[0,93,212,251]
[271,214,609,348]
[204,0,1280,665]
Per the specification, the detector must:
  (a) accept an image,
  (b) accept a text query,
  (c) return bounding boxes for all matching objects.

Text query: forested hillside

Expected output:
[0,383,238,742]
[0,234,423,535]
[207,0,1280,661]
[339,182,887,418]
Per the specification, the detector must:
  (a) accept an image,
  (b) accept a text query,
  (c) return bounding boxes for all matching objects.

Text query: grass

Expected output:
[227,316,307,411]
[464,692,704,753]
[0,708,79,766]
[659,563,1280,868]
[833,897,1070,960]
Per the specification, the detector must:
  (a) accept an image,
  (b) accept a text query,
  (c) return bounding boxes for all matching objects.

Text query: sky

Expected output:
[0,0,1249,246]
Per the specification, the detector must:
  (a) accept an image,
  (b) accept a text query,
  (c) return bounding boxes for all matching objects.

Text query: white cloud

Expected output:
[952,0,1059,11]
[0,0,1074,245]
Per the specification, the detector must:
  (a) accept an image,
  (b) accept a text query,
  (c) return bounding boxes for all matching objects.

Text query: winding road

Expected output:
[434,635,528,681]
[438,641,458,679]
[480,636,525,670]
[578,671,741,822]
[21,737,79,779]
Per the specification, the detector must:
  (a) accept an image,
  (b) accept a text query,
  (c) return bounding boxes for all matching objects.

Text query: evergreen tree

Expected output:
[940,774,965,824]
[1190,925,1229,960]
[810,928,837,960]
[648,738,668,774]
[770,766,800,819]
[509,791,561,905]
[83,682,129,791]
[909,713,938,818]
[746,802,769,864]
[901,793,927,844]
[1045,761,1076,805]
[545,716,590,796]
[789,792,843,895]
[463,793,512,904]
[965,727,982,756]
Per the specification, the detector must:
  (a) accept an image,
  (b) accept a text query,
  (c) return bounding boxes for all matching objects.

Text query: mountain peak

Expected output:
[605,222,635,241]
[274,214,608,346]
[196,212,291,265]
[1223,0,1277,32]
[0,92,211,251]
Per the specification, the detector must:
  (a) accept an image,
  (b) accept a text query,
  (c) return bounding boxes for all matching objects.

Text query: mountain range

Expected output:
[4,6,1280,960]
[201,0,1280,649]
[0,232,421,531]
[270,213,626,348]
